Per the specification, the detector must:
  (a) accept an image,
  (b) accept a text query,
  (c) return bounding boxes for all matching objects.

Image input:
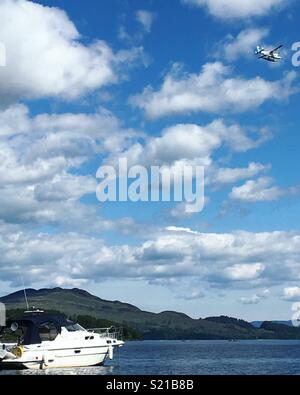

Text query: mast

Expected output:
[23,288,29,310]
[21,276,29,310]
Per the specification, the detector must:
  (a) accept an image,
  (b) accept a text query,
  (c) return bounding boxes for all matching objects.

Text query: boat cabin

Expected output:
[4,313,83,345]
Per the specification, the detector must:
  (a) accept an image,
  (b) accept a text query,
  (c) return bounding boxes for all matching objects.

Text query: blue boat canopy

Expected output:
[6,313,75,345]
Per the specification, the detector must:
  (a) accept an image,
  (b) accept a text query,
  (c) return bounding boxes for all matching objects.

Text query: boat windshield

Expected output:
[65,323,86,332]
[0,324,28,344]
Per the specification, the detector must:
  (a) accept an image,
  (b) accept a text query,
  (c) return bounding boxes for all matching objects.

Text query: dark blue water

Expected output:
[1,340,300,375]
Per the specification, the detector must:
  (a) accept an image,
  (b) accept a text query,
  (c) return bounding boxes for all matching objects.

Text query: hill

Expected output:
[252,320,293,328]
[1,288,300,340]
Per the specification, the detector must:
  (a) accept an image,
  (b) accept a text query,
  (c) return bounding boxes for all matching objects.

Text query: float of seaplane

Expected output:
[0,309,124,370]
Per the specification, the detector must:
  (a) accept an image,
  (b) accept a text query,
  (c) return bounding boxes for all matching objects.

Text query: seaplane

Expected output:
[255,44,283,62]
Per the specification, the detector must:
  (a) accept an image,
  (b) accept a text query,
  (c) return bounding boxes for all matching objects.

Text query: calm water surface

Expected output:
[1,340,300,375]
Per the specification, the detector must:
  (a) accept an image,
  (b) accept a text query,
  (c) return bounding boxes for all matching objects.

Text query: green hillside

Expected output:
[1,288,299,340]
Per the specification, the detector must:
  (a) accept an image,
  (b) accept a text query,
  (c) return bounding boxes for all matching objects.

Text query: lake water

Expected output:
[1,340,300,375]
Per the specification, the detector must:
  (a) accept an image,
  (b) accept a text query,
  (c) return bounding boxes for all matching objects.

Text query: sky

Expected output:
[0,0,300,321]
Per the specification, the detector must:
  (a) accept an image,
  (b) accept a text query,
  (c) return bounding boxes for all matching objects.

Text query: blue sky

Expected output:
[0,0,300,321]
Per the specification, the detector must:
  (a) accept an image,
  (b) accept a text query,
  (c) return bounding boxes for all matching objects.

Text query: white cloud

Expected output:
[229,177,299,202]
[0,187,101,229]
[123,123,221,167]
[0,0,143,106]
[223,263,265,281]
[208,162,271,188]
[169,199,210,219]
[54,276,88,288]
[130,62,297,119]
[150,277,206,300]
[0,104,142,229]
[34,173,97,202]
[105,120,273,215]
[1,104,270,229]
[182,0,287,20]
[218,28,269,61]
[110,120,270,172]
[181,290,205,300]
[240,294,261,305]
[282,287,300,301]
[0,104,31,138]
[0,104,140,174]
[156,228,300,287]
[2,225,300,291]
[136,10,155,33]
[240,290,270,304]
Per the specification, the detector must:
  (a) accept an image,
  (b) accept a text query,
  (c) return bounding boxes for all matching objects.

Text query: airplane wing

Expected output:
[270,45,283,54]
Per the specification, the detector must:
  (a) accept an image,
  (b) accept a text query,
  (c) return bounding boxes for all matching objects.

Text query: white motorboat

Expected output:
[0,310,124,370]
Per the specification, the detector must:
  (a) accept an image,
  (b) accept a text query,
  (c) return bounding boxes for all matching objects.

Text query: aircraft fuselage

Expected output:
[258,50,282,62]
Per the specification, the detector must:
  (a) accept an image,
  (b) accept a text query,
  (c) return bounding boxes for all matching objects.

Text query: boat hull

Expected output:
[0,345,112,370]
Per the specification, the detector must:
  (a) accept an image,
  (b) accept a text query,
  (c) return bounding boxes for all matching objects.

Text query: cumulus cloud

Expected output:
[2,225,300,291]
[0,104,142,229]
[0,104,140,175]
[240,295,261,305]
[282,287,300,301]
[240,290,269,305]
[182,0,287,20]
[169,201,210,219]
[0,187,103,230]
[34,173,97,202]
[217,28,269,61]
[118,123,221,167]
[222,263,265,281]
[136,10,155,33]
[208,162,271,189]
[118,10,155,45]
[0,0,143,106]
[130,62,297,119]
[180,290,205,300]
[0,104,272,229]
[105,119,273,213]
[229,177,299,202]
[150,277,206,300]
[109,120,271,171]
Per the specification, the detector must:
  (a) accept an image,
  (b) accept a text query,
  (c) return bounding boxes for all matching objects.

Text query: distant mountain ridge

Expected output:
[1,287,300,340]
[252,320,293,328]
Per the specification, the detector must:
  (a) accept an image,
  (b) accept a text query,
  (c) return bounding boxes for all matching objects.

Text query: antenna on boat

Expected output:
[21,275,29,310]
[23,288,29,311]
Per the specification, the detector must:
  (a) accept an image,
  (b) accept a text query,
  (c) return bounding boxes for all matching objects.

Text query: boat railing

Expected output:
[87,326,123,340]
